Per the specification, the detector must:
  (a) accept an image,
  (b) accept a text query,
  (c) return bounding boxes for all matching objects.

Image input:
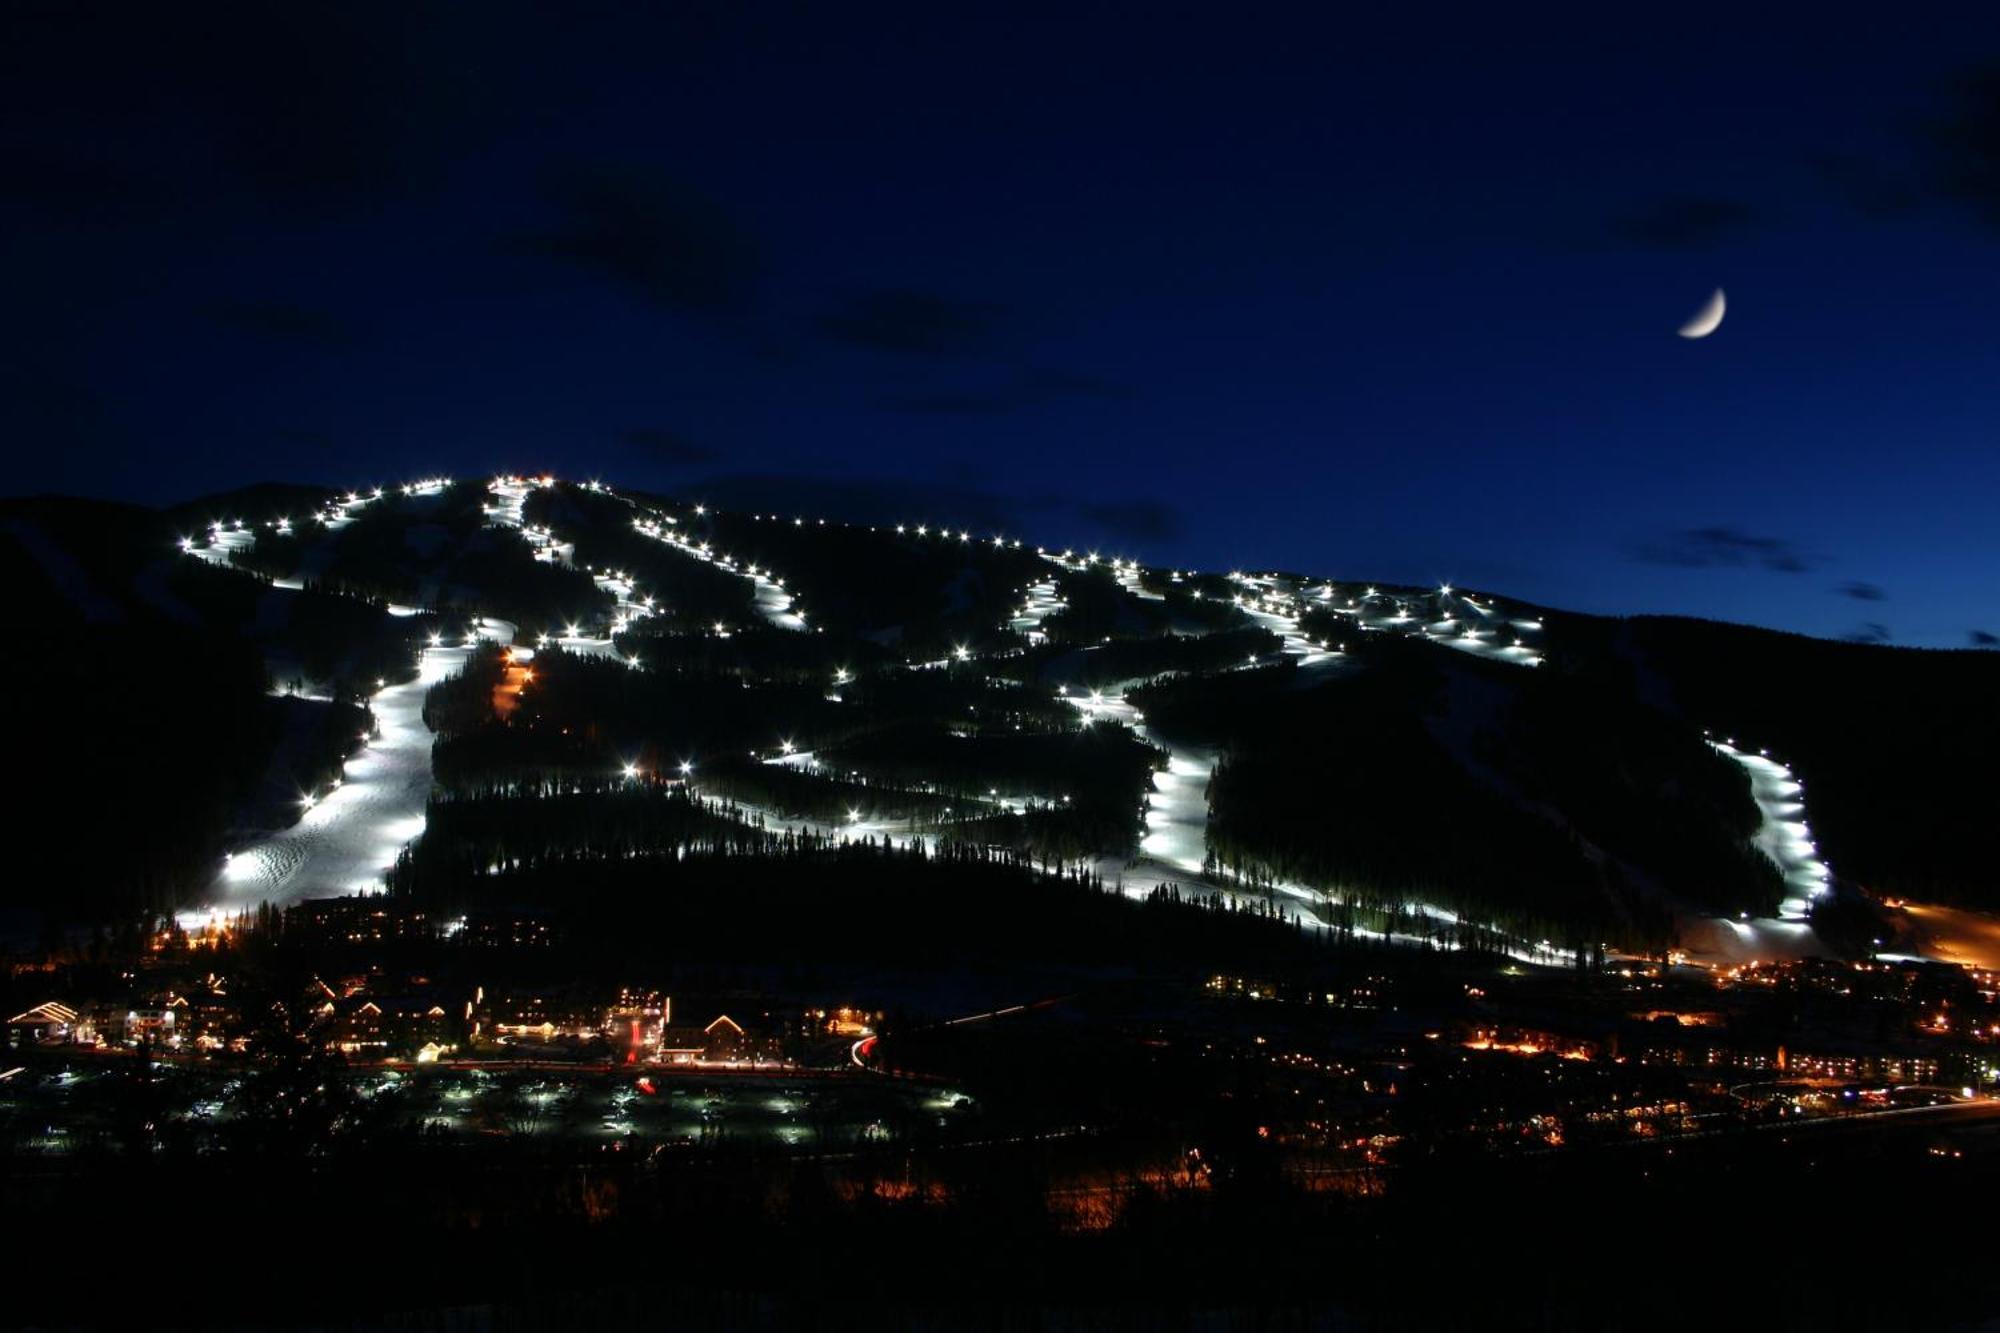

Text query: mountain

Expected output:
[3,475,1991,960]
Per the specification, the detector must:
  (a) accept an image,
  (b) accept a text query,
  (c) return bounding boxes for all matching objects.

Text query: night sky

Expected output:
[7,6,1999,646]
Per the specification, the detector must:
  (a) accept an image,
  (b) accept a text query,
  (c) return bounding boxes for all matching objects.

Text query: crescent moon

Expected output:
[1678,287,1726,339]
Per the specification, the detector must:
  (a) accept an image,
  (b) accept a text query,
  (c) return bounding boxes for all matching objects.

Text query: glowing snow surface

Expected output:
[177,473,1846,977]
[1057,568,1564,965]
[1063,570,1816,968]
[1138,749,1218,874]
[625,509,806,632]
[183,479,502,919]
[751,576,804,630]
[1680,742,1834,964]
[1110,561,1165,602]
[1420,590,1543,667]
[1901,902,2000,972]
[1233,575,1337,667]
[1725,745,1834,921]
[209,619,514,913]
[1009,579,1062,643]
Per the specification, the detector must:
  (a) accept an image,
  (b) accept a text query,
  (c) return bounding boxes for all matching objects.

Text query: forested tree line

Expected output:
[987,624,1283,691]
[423,645,507,737]
[386,832,1365,974]
[1131,634,1777,945]
[426,642,1114,798]
[1483,662,1780,915]
[3,504,387,920]
[521,483,757,626]
[233,484,611,633]
[385,783,794,905]
[689,756,982,825]
[1070,562,1288,640]
[612,619,896,684]
[698,502,1045,654]
[817,720,1162,811]
[938,798,1151,867]
[427,635,1157,861]
[1038,566,1175,643]
[1551,612,2000,906]
[163,530,431,699]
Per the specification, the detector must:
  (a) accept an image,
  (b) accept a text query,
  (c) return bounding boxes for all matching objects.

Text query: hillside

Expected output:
[5,475,1992,960]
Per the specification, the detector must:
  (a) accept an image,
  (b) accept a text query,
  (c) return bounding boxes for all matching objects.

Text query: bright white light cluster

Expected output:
[1711,737,1834,924]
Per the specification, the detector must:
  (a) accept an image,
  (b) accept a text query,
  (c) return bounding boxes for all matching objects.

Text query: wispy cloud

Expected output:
[1076,500,1181,544]
[510,163,761,317]
[819,288,1004,357]
[1929,64,2000,231]
[1809,152,1923,220]
[1633,525,1813,574]
[1607,195,1757,248]
[879,368,1123,417]
[206,300,350,345]
[622,428,720,467]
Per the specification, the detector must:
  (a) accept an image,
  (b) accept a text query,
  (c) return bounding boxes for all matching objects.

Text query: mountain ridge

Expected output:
[3,476,1990,967]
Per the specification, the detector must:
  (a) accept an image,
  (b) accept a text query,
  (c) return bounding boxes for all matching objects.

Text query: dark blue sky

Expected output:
[7,5,1999,646]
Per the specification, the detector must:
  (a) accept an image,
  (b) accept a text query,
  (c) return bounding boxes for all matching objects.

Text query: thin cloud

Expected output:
[879,368,1124,417]
[1843,622,1893,645]
[1929,63,2000,230]
[1835,580,1888,602]
[622,429,720,467]
[1076,500,1181,544]
[1607,195,1757,248]
[1634,526,1813,574]
[0,150,175,226]
[207,301,350,345]
[510,163,761,317]
[820,289,1003,357]
[273,429,340,455]
[1809,152,1924,220]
